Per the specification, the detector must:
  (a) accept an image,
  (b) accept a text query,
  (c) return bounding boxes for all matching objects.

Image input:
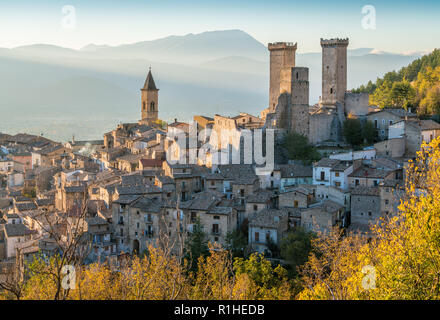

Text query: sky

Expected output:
[0,0,439,53]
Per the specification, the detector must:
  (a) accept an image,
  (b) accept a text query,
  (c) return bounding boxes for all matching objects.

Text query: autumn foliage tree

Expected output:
[298,137,440,300]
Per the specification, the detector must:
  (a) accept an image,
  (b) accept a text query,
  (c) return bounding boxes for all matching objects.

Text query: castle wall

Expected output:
[345,92,370,117]
[268,43,297,110]
[320,39,349,106]
[308,111,339,145]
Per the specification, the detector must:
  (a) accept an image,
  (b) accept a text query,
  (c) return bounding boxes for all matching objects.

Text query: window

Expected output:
[211,180,215,186]
[355,179,360,186]
[294,200,299,208]
[335,172,340,177]
[385,199,389,205]
[212,224,219,234]
[213,215,220,220]
[191,212,197,223]
[389,120,393,125]
[150,102,155,111]
[143,102,146,110]
[266,232,270,242]
[382,119,386,125]
[374,119,378,128]
[255,232,259,242]
[368,212,372,216]
[320,171,325,181]
[253,204,258,211]
[335,181,341,187]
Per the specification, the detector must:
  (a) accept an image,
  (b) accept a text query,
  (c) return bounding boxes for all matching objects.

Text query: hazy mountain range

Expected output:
[0,30,423,141]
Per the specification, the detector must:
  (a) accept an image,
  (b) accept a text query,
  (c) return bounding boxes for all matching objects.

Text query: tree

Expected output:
[343,118,363,147]
[280,228,315,278]
[282,133,321,163]
[362,120,377,144]
[233,252,292,299]
[184,219,209,272]
[298,137,440,299]
[389,79,416,109]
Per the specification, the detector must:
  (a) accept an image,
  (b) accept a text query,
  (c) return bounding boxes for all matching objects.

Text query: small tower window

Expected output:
[150,102,155,111]
[296,72,299,79]
[330,88,333,94]
[143,102,146,110]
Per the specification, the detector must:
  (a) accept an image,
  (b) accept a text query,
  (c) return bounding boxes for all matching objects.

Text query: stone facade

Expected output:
[350,186,381,226]
[264,37,361,146]
[268,42,297,110]
[320,38,349,106]
[141,69,159,124]
[345,92,370,118]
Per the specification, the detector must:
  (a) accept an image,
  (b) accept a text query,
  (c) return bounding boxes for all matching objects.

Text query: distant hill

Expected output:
[0,29,424,141]
[353,49,440,114]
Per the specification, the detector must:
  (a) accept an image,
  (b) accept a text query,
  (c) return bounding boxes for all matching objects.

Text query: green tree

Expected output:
[343,118,363,147]
[282,133,321,163]
[184,219,209,272]
[280,228,315,278]
[389,79,416,109]
[362,120,377,144]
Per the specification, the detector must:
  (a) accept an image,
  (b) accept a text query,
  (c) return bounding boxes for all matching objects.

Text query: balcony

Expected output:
[144,217,153,224]
[211,228,221,236]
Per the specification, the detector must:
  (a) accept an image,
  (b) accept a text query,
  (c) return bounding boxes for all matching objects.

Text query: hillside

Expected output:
[352,49,440,114]
[0,30,423,141]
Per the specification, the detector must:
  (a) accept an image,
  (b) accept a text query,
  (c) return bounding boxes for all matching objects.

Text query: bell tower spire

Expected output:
[141,68,159,124]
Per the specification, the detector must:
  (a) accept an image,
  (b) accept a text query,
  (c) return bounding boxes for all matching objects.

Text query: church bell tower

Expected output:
[141,68,159,123]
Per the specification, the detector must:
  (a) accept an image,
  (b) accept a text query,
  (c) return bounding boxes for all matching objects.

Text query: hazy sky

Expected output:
[0,0,438,53]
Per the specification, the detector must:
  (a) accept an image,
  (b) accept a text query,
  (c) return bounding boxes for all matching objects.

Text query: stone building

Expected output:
[350,186,381,228]
[320,38,349,107]
[268,42,297,111]
[248,208,289,254]
[301,200,345,233]
[278,186,314,209]
[140,68,159,125]
[263,37,371,146]
[366,108,417,141]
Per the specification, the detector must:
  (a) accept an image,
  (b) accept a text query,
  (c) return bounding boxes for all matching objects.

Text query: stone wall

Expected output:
[350,193,381,225]
[374,138,405,158]
[308,111,339,144]
[320,39,349,106]
[268,42,297,110]
[345,92,370,117]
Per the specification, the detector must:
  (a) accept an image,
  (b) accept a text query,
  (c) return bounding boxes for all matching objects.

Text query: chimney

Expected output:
[174,118,177,123]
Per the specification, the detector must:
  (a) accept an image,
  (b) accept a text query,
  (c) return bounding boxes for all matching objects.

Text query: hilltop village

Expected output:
[1,37,439,272]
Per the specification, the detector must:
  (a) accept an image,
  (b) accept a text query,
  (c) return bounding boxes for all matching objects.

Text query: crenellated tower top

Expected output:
[320,38,349,47]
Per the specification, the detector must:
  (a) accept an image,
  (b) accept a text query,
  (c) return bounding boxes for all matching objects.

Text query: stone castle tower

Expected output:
[264,37,355,145]
[141,68,159,123]
[280,67,310,136]
[320,38,349,106]
[268,42,297,110]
